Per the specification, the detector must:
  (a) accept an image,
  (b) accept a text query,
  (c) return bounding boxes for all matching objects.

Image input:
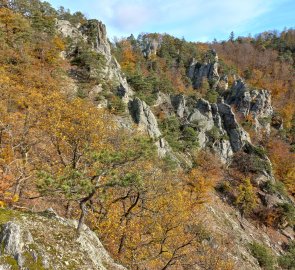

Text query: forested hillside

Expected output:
[0,1,294,270]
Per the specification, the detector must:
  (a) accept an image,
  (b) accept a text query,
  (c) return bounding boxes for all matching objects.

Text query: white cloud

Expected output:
[50,0,289,41]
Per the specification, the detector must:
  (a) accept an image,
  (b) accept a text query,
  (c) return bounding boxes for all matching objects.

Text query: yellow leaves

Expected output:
[53,36,65,51]
[12,194,19,203]
[0,201,5,208]
[235,178,258,215]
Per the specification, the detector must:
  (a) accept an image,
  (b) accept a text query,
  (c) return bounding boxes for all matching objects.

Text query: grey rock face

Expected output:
[0,222,34,268]
[227,78,273,134]
[188,49,220,89]
[188,99,215,148]
[56,19,133,102]
[171,97,251,162]
[129,98,170,156]
[171,94,187,118]
[56,19,84,40]
[76,226,126,270]
[217,75,229,91]
[217,102,250,152]
[0,214,126,270]
[142,39,160,58]
[170,96,248,162]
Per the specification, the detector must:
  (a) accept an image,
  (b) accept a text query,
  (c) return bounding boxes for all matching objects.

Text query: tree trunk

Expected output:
[77,200,87,235]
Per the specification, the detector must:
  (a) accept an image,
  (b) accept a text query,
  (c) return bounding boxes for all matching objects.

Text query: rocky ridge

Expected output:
[54,19,295,269]
[57,18,277,166]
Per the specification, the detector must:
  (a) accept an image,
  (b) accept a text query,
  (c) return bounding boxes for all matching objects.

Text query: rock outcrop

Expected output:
[0,209,126,270]
[56,19,84,40]
[170,96,250,162]
[226,78,273,134]
[129,98,170,156]
[57,19,133,102]
[142,39,160,58]
[188,49,220,89]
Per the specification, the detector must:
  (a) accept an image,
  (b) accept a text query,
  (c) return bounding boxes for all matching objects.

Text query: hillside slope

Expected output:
[0,2,294,270]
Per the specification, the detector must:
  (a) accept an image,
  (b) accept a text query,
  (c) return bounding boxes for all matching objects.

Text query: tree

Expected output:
[37,98,155,233]
[229,31,235,42]
[235,178,258,216]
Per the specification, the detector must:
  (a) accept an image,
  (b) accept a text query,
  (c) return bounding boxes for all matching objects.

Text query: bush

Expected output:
[278,241,295,269]
[264,181,288,197]
[107,95,126,115]
[235,178,258,216]
[159,117,199,152]
[249,242,276,270]
[205,90,219,103]
[277,203,295,226]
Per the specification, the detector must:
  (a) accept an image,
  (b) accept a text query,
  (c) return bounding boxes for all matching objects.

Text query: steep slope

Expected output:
[55,16,294,269]
[0,3,294,270]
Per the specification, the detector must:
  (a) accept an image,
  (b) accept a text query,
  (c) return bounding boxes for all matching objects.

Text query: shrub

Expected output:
[249,242,276,270]
[278,241,295,269]
[235,178,258,216]
[277,203,295,226]
[107,95,126,115]
[264,181,288,197]
[205,90,219,103]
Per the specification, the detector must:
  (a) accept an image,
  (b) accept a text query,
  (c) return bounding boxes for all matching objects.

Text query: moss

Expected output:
[0,209,20,224]
[23,251,46,270]
[0,255,19,270]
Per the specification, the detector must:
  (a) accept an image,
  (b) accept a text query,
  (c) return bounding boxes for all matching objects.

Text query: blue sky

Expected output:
[47,0,295,42]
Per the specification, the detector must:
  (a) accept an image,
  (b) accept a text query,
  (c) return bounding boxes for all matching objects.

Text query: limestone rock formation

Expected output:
[56,19,84,40]
[217,75,229,91]
[170,96,250,162]
[188,49,220,89]
[129,98,170,156]
[57,19,133,102]
[226,78,273,134]
[0,210,126,270]
[217,100,251,152]
[142,39,160,58]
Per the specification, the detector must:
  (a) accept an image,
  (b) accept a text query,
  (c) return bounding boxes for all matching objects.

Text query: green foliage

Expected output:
[7,0,57,35]
[250,155,272,174]
[71,46,105,82]
[205,89,219,103]
[159,117,199,152]
[242,145,272,174]
[107,95,126,115]
[216,181,232,195]
[277,203,295,226]
[127,73,158,105]
[249,242,276,270]
[76,87,87,99]
[182,126,199,149]
[264,181,288,197]
[57,6,87,25]
[278,241,295,269]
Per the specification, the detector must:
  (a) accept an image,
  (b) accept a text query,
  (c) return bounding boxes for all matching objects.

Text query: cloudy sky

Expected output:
[48,0,295,42]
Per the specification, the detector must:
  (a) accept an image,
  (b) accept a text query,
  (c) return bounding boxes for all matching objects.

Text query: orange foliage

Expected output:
[267,138,295,196]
